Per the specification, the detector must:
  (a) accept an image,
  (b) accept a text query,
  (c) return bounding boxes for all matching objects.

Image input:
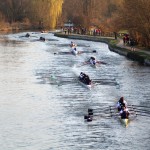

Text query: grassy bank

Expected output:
[109,39,150,65]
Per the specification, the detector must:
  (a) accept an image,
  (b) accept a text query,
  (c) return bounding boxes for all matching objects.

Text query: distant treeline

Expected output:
[0,0,149,47]
[62,0,150,47]
[0,0,63,29]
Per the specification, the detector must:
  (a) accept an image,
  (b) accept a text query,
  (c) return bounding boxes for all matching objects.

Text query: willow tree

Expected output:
[49,0,64,28]
[29,0,63,29]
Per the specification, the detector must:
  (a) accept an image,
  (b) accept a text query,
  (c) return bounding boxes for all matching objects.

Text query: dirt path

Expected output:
[117,38,150,55]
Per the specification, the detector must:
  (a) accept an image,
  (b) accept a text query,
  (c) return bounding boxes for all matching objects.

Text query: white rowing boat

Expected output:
[90,62,97,68]
[77,77,93,90]
[71,47,78,56]
[89,57,97,68]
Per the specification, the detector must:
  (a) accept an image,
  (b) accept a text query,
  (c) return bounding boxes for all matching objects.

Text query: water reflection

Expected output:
[0,32,150,150]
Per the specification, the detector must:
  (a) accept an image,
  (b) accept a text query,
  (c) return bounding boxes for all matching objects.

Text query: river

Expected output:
[0,32,150,150]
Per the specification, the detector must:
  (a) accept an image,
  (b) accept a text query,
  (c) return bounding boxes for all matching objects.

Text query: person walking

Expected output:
[130,38,135,51]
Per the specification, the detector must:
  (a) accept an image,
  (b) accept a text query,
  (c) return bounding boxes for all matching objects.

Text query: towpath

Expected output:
[117,38,150,55]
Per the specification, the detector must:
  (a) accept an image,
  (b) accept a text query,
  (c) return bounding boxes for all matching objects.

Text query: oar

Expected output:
[128,106,150,114]
[90,106,116,117]
[88,108,109,114]
[50,75,86,86]
[52,76,74,79]
[78,61,90,67]
[93,80,117,86]
[96,61,107,65]
[54,52,72,55]
[80,50,97,54]
[88,106,111,112]
[135,113,150,118]
[133,109,150,114]
[84,114,112,121]
[109,106,116,117]
[87,107,114,117]
[131,106,150,111]
[131,104,150,109]
[77,44,90,47]
[131,107,150,112]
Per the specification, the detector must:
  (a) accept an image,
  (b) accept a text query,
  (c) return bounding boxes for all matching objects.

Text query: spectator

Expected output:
[123,36,126,45]
[130,38,135,51]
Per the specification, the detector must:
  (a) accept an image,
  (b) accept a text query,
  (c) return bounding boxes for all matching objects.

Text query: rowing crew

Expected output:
[116,97,130,119]
[79,72,92,85]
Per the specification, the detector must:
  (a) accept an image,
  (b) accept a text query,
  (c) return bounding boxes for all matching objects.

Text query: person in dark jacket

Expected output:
[130,38,135,51]
[119,106,130,119]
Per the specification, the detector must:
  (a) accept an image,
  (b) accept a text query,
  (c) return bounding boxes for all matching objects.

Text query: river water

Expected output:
[0,32,150,150]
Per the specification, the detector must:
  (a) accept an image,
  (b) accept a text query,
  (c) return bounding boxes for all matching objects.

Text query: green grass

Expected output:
[109,39,118,45]
[118,30,129,34]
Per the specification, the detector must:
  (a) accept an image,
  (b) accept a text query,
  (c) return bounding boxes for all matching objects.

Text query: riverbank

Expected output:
[54,32,150,66]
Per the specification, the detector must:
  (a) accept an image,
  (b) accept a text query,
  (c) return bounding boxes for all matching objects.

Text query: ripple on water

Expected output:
[0,32,150,150]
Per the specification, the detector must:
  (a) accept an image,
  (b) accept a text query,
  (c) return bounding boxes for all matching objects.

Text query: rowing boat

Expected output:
[71,47,78,56]
[90,62,97,68]
[115,100,130,127]
[89,57,97,68]
[120,117,129,127]
[77,77,92,90]
[110,108,129,127]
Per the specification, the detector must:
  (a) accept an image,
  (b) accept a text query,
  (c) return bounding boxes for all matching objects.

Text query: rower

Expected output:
[89,57,96,65]
[90,57,95,60]
[92,59,96,65]
[119,106,130,119]
[25,33,30,37]
[83,74,92,85]
[116,97,127,111]
[39,37,45,41]
[74,47,77,51]
[79,72,86,80]
[70,41,75,47]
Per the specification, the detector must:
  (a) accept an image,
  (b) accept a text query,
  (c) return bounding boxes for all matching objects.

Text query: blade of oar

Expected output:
[92,50,97,53]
